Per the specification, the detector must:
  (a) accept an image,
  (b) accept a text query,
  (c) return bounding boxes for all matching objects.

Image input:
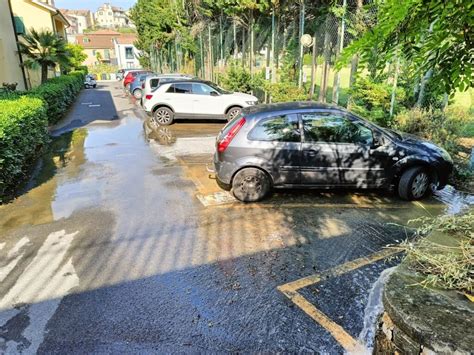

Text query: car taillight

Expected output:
[145,94,153,100]
[217,117,246,153]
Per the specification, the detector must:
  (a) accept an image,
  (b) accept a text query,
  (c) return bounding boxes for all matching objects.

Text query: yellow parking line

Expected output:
[279,248,400,292]
[277,248,402,352]
[287,292,362,352]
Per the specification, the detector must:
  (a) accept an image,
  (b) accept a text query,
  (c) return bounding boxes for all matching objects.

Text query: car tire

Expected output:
[226,106,242,121]
[85,84,90,89]
[153,107,174,126]
[398,166,431,201]
[133,89,142,99]
[232,168,271,202]
[93,84,97,88]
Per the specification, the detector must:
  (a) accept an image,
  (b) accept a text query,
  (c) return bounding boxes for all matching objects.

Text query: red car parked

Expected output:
[123,71,152,89]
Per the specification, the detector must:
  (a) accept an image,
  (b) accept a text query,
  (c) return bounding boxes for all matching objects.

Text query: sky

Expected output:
[54,0,136,11]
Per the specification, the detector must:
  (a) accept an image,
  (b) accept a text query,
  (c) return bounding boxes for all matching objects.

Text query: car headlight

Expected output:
[438,147,453,162]
[246,101,258,105]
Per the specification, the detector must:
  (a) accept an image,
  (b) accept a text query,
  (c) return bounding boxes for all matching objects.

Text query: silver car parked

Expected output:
[213,102,453,202]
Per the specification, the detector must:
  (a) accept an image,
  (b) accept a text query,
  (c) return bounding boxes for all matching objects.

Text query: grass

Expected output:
[463,121,474,138]
[453,88,473,110]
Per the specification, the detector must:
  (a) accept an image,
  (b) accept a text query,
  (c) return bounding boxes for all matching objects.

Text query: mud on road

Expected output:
[0,82,468,353]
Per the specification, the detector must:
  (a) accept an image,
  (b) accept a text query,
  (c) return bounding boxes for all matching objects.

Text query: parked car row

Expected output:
[123,70,453,203]
[124,70,259,126]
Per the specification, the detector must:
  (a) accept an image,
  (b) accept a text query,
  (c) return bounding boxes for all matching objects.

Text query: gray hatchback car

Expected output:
[213,102,453,202]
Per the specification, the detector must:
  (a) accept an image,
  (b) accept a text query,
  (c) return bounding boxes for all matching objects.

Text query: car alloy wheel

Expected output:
[411,171,429,198]
[232,168,270,202]
[133,89,142,99]
[239,175,262,195]
[154,109,172,125]
[227,107,241,121]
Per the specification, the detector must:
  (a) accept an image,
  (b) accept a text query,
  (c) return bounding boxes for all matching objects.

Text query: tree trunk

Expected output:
[349,0,363,88]
[41,64,48,84]
[233,19,237,60]
[416,69,433,107]
[242,27,246,68]
[249,10,254,76]
[318,18,331,102]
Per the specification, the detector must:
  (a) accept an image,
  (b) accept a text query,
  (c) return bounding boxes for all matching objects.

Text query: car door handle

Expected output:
[305,149,318,157]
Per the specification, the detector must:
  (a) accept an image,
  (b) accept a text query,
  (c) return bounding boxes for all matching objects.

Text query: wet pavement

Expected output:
[0,82,471,353]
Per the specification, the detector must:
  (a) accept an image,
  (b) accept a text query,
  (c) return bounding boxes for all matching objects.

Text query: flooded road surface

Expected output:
[0,82,471,353]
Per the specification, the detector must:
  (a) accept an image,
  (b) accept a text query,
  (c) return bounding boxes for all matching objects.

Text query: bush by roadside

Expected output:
[0,71,85,200]
[31,71,84,125]
[394,106,473,190]
[0,96,48,198]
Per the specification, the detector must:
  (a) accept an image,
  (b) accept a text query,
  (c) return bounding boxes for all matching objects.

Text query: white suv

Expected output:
[141,74,193,108]
[143,80,258,125]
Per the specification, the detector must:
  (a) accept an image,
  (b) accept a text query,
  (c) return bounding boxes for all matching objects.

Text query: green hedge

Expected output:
[0,72,85,199]
[30,71,84,124]
[0,96,48,197]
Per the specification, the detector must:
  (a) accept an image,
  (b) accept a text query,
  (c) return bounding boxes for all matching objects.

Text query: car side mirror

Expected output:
[210,91,219,97]
[372,132,384,148]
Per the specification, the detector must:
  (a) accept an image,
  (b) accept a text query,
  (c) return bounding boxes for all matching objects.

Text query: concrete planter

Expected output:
[374,262,473,354]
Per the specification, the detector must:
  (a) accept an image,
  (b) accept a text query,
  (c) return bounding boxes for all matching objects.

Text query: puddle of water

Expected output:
[434,185,474,214]
[358,266,396,351]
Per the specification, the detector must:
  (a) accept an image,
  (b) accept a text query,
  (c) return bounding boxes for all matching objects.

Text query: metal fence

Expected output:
[148,0,377,105]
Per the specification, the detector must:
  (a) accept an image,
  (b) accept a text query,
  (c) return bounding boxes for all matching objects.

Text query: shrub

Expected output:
[265,82,307,103]
[0,72,84,199]
[394,107,470,158]
[348,77,406,126]
[0,96,48,197]
[219,64,264,94]
[394,106,473,188]
[30,72,84,124]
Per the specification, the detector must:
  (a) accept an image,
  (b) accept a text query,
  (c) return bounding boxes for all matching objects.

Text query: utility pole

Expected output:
[297,0,305,88]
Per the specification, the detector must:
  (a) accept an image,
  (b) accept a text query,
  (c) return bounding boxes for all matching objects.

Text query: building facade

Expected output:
[10,0,70,88]
[61,9,94,35]
[74,30,120,66]
[1,0,27,90]
[113,35,140,69]
[94,3,132,29]
[73,30,139,69]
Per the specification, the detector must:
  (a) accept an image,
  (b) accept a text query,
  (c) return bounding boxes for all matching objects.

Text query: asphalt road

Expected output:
[0,82,466,353]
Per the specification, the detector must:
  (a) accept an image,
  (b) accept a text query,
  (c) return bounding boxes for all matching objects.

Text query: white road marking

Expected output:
[88,104,101,107]
[0,237,30,283]
[150,136,215,161]
[81,102,92,105]
[0,230,79,353]
[196,191,235,206]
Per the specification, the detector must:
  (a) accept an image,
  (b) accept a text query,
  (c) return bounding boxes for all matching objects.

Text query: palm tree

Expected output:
[18,29,69,84]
